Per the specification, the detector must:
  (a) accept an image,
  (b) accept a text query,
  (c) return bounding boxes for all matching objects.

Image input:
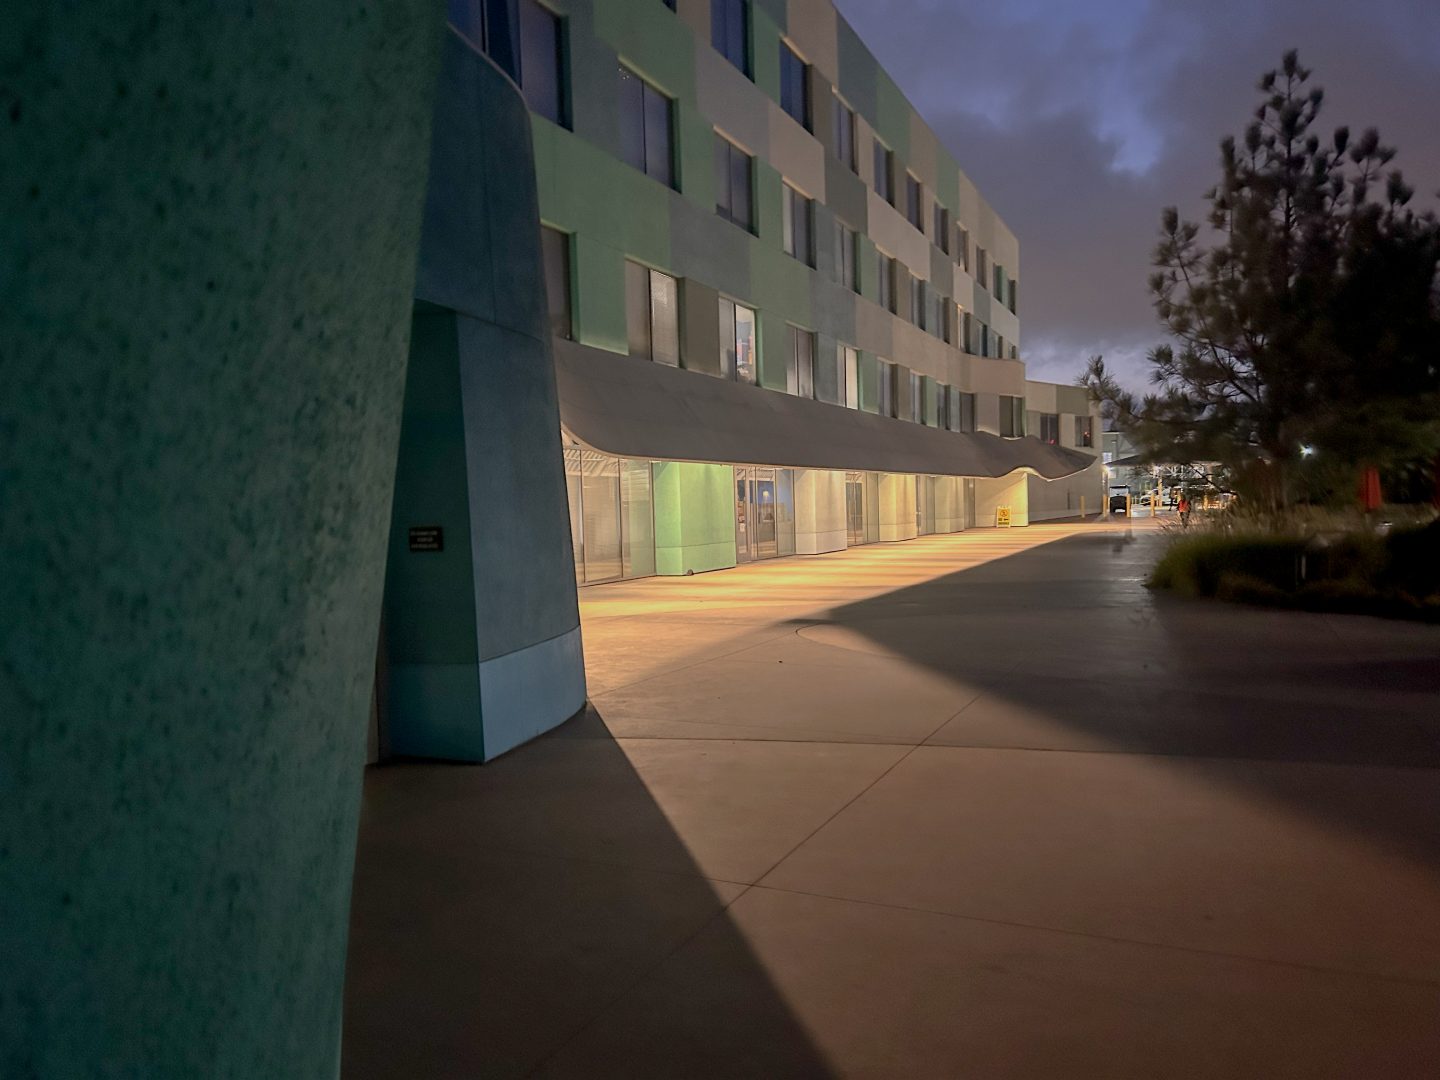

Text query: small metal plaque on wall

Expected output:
[408,526,444,552]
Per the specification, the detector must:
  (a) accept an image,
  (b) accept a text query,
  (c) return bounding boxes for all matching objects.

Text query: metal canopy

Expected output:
[552,340,1096,481]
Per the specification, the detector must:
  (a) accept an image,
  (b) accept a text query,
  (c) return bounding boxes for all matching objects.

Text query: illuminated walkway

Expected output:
[345,520,1440,1078]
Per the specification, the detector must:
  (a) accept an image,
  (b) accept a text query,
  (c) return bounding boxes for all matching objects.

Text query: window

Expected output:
[619,66,674,187]
[711,0,750,77]
[779,42,810,129]
[996,334,1006,360]
[448,0,519,81]
[979,322,990,357]
[718,297,757,383]
[518,0,565,125]
[1008,278,1018,314]
[929,291,946,340]
[936,383,950,430]
[842,346,860,408]
[833,96,857,171]
[833,221,858,292]
[1038,412,1060,445]
[934,205,950,254]
[878,360,896,418]
[959,391,976,433]
[909,372,922,423]
[714,134,754,231]
[782,183,812,265]
[625,261,680,366]
[909,273,924,328]
[1010,344,1018,360]
[1075,415,1094,447]
[905,174,923,230]
[976,247,989,289]
[873,141,893,204]
[877,252,896,313]
[786,326,815,397]
[956,225,970,271]
[662,0,676,8]
[961,310,973,353]
[999,395,1025,437]
[994,263,1005,298]
[540,226,571,339]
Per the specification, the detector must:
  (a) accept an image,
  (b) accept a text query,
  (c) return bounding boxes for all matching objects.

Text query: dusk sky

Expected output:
[836,0,1440,390]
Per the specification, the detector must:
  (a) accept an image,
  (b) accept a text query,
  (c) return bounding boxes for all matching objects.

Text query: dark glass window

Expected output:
[833,96,856,170]
[787,326,815,398]
[519,0,564,125]
[956,225,969,270]
[936,383,949,430]
[618,66,674,187]
[782,183,812,266]
[878,360,895,418]
[909,372,922,423]
[873,141,893,203]
[718,297,758,383]
[1075,414,1094,447]
[905,174,923,230]
[625,261,680,366]
[934,205,950,254]
[711,0,750,76]
[877,252,895,312]
[834,221,857,291]
[909,274,924,327]
[999,394,1024,437]
[715,134,753,231]
[1039,413,1060,445]
[541,226,571,339]
[448,0,518,81]
[779,42,810,129]
[959,391,976,433]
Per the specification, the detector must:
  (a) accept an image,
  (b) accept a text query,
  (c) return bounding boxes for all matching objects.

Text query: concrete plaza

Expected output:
[344,520,1440,1078]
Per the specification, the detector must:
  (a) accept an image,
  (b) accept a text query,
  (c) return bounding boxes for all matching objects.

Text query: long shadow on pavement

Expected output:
[342,733,834,1078]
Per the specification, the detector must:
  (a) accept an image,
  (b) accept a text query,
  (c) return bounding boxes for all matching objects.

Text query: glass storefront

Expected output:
[845,471,880,546]
[564,445,656,585]
[916,475,938,535]
[735,466,795,563]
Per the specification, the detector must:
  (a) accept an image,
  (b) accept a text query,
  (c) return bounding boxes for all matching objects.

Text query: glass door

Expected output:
[845,471,867,546]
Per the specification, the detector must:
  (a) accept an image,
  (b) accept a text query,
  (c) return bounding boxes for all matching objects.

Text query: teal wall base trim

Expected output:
[386,663,486,761]
[479,625,587,760]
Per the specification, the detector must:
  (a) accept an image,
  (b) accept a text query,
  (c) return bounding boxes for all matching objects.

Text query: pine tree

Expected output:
[1084,51,1440,510]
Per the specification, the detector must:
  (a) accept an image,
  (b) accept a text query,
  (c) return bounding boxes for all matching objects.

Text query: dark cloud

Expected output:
[836,0,1440,387]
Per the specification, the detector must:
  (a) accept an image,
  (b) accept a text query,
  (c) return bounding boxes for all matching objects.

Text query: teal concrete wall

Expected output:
[0,2,440,1076]
[384,32,586,763]
[653,462,738,575]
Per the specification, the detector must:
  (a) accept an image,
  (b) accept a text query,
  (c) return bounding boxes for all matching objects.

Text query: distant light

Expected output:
[1300,445,1315,458]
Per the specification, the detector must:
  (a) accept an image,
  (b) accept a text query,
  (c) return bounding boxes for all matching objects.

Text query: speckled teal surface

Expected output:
[0,3,440,1075]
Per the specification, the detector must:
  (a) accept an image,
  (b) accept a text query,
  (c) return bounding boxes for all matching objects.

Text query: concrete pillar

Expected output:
[877,473,919,542]
[1,3,440,1075]
[974,473,1031,527]
[653,462,738,575]
[795,469,847,554]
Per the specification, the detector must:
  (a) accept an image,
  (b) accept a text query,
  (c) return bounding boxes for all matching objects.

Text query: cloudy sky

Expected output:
[835,0,1440,390]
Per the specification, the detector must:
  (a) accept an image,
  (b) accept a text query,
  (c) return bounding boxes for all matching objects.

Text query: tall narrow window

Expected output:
[961,310,974,353]
[878,359,895,418]
[905,174,923,230]
[956,225,970,271]
[625,261,680,366]
[909,274,924,328]
[934,205,950,254]
[619,66,674,187]
[779,42,810,129]
[833,96,857,171]
[877,252,895,313]
[711,0,750,77]
[518,0,565,125]
[842,345,859,408]
[979,322,991,357]
[994,263,1005,298]
[714,134,754,231]
[909,372,922,423]
[960,391,977,433]
[786,326,815,398]
[936,383,949,430]
[1008,278,1018,314]
[873,141,893,204]
[833,221,858,291]
[541,226,571,339]
[999,395,1024,437]
[718,297,757,383]
[996,334,1006,359]
[1039,413,1060,445]
[976,247,989,288]
[1075,414,1094,447]
[782,182,812,266]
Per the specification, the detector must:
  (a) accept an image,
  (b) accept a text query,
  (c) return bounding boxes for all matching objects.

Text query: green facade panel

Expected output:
[653,461,738,575]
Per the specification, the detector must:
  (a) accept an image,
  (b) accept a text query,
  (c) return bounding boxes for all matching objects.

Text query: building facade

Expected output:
[490,0,1100,585]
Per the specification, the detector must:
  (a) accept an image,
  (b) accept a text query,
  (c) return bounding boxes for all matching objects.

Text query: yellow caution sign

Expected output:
[996,506,1012,528]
